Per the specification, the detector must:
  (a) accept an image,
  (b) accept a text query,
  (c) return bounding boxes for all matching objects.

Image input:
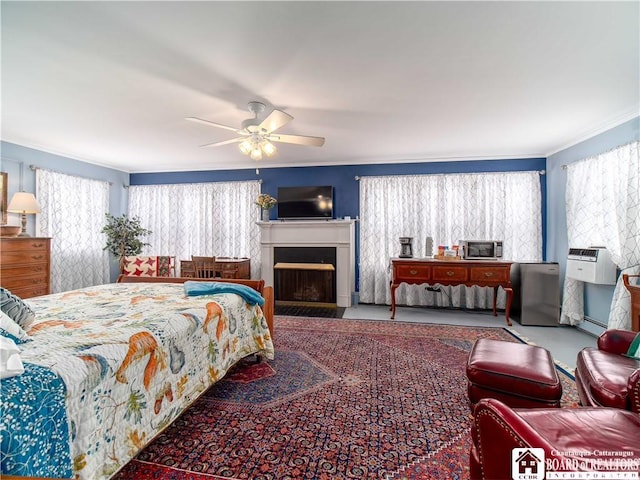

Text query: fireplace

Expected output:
[274,247,337,304]
[258,220,356,307]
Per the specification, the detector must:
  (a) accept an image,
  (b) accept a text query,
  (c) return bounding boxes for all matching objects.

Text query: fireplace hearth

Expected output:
[273,246,337,304]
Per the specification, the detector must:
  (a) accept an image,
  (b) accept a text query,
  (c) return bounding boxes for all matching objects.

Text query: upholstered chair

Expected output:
[470,398,640,480]
[575,329,640,413]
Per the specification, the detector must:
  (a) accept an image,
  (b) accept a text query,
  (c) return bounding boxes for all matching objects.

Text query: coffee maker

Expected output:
[399,237,414,258]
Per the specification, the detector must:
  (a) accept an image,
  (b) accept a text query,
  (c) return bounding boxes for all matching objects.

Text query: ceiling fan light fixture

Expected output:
[238,139,252,155]
[250,147,263,161]
[262,140,276,157]
[189,100,324,161]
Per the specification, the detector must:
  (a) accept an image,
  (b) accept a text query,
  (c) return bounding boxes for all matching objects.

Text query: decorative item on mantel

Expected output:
[255,193,277,222]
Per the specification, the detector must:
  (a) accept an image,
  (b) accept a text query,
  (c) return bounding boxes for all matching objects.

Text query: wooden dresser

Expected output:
[0,237,51,298]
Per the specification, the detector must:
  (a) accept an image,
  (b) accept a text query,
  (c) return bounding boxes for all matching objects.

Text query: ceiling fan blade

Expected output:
[186,116,240,133]
[269,133,325,147]
[259,109,293,133]
[200,137,243,148]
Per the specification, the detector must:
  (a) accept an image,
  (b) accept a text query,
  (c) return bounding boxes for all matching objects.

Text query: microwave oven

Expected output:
[459,240,503,260]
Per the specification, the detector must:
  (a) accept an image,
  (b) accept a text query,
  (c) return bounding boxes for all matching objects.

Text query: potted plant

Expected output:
[102,213,152,273]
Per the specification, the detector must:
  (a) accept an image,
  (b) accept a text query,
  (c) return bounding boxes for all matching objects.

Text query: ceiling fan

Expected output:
[186,101,325,161]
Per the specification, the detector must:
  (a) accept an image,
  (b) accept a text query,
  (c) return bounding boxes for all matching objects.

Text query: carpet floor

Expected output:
[114,317,578,480]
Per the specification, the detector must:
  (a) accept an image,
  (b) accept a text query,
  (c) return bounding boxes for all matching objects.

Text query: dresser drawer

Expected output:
[0,238,50,252]
[1,264,50,280]
[395,264,431,282]
[432,266,468,282]
[7,284,50,299]
[1,250,50,265]
[470,266,510,283]
[2,274,49,290]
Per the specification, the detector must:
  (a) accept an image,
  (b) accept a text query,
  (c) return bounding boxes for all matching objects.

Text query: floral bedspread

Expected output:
[1,363,72,476]
[0,282,274,479]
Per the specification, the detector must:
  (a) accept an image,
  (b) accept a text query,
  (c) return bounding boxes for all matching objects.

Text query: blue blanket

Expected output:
[1,363,73,477]
[184,281,265,306]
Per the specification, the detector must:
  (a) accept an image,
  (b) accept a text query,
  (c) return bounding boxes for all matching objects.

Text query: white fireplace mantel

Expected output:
[258,220,356,307]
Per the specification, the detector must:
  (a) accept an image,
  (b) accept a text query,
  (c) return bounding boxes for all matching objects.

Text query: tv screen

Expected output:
[277,186,333,219]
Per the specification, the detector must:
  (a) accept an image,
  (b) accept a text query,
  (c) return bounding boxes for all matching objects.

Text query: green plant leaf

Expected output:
[101,213,152,266]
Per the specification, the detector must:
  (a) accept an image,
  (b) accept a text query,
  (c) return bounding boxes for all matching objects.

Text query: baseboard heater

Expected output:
[583,315,607,328]
[576,315,607,338]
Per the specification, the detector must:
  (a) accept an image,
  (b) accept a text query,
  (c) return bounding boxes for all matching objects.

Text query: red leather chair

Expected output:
[575,329,640,413]
[470,398,640,480]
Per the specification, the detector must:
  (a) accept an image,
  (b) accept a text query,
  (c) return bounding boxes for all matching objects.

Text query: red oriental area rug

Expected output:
[114,317,578,480]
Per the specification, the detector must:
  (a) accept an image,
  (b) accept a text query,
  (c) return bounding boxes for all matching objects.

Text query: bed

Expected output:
[1,276,274,479]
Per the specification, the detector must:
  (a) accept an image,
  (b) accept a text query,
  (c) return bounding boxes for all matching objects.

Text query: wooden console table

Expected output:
[180,257,250,279]
[390,258,514,325]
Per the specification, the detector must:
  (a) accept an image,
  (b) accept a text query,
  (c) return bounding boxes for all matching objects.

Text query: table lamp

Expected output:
[7,192,41,237]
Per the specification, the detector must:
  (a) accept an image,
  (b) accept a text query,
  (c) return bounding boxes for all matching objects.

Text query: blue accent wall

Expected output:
[132,159,546,208]
[546,116,640,326]
[132,158,547,290]
[132,159,546,223]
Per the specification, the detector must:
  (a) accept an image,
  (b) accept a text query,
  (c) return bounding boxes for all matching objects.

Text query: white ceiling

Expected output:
[2,1,638,173]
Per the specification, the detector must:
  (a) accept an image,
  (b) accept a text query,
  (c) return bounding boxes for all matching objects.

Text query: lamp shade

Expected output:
[7,192,41,214]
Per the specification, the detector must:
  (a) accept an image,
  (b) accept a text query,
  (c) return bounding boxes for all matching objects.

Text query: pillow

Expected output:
[0,287,36,330]
[0,310,32,344]
[0,336,25,379]
[626,333,640,360]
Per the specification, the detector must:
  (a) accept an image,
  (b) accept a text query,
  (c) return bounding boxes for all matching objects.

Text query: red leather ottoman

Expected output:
[466,338,562,411]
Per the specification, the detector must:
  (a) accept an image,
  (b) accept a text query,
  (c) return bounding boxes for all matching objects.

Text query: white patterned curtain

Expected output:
[128,181,262,278]
[359,171,542,306]
[36,169,110,293]
[561,141,640,329]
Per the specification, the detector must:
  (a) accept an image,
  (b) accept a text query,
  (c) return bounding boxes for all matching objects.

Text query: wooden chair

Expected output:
[191,256,217,279]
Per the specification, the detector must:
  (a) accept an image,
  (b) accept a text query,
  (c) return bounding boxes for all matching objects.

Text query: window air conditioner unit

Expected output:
[566,247,617,285]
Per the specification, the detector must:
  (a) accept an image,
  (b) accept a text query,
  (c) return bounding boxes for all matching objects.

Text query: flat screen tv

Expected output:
[277,186,333,220]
